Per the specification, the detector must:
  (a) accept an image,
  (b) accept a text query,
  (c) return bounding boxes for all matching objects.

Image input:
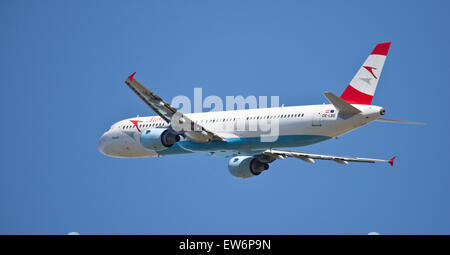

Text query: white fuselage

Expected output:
[98,104,384,158]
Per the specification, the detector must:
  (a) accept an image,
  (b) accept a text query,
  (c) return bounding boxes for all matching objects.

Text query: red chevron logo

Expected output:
[129,120,142,132]
[363,66,377,79]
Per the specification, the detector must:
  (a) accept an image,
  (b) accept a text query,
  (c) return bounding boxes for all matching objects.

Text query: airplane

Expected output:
[98,42,423,178]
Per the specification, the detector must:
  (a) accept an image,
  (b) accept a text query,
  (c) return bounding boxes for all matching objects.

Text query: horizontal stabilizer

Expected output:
[324,92,361,117]
[376,118,425,125]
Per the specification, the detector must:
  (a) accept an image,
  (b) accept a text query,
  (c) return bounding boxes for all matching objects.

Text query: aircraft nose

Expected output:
[98,133,109,155]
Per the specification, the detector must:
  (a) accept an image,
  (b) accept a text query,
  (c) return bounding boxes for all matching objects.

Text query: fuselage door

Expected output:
[312,112,322,126]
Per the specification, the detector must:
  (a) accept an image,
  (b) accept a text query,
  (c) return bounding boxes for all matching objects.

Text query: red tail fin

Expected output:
[340,42,391,105]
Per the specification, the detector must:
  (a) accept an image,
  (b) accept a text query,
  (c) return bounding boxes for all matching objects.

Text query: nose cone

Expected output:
[98,133,111,155]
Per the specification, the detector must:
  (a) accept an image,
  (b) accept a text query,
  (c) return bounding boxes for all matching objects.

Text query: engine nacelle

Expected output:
[140,128,180,151]
[228,156,269,178]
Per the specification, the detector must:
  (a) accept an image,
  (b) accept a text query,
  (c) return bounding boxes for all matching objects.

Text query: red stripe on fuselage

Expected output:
[371,42,391,56]
[340,85,373,105]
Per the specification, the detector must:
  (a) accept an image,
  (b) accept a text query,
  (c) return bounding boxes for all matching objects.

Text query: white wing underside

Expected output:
[263,149,395,166]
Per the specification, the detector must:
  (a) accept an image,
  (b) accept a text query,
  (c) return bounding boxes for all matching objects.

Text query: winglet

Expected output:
[128,72,136,82]
[388,156,396,167]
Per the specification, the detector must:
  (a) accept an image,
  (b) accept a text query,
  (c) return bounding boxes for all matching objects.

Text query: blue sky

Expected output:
[1,0,449,234]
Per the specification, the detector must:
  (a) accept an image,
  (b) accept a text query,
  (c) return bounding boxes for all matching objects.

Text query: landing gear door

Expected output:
[312,112,322,126]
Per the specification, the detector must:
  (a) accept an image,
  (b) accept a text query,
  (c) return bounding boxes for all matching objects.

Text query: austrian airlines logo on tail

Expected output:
[363,66,377,79]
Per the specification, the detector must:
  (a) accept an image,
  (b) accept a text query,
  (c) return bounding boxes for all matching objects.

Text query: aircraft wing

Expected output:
[262,149,396,166]
[125,72,225,142]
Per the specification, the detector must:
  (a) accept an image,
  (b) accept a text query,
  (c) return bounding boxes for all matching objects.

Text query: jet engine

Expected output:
[140,128,180,151]
[228,156,269,178]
